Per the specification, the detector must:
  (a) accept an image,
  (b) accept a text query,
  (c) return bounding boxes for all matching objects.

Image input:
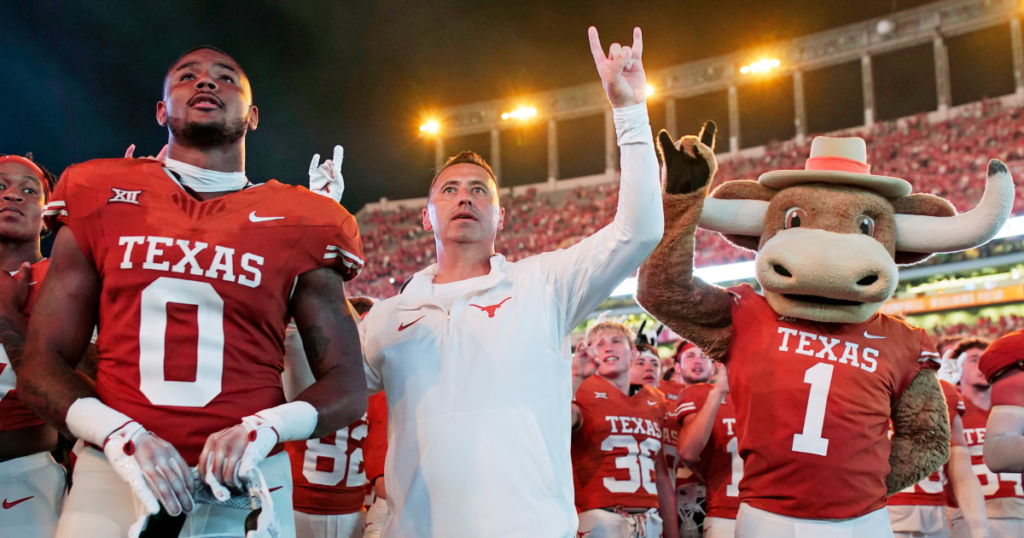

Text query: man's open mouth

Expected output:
[188,94,223,109]
[783,294,864,307]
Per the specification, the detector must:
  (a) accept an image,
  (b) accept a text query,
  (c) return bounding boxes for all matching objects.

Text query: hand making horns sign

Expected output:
[588,26,647,109]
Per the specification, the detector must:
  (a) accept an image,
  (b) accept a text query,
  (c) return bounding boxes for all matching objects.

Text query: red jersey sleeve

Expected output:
[363,392,388,482]
[671,383,713,425]
[894,328,938,401]
[294,192,364,281]
[980,330,1024,384]
[44,162,117,267]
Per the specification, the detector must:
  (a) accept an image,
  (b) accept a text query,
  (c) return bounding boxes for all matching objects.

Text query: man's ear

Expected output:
[248,106,259,130]
[497,206,505,231]
[156,101,168,127]
[422,207,433,231]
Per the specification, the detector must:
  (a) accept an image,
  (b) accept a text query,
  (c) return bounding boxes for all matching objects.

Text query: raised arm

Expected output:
[535,27,663,332]
[886,369,950,493]
[636,127,733,360]
[677,365,728,465]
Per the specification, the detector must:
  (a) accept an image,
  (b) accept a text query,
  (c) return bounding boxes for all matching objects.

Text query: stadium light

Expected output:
[740,58,781,75]
[609,215,1024,298]
[646,85,655,96]
[419,120,440,134]
[502,107,537,121]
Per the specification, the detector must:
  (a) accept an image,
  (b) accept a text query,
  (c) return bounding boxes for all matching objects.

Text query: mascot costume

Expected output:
[637,123,1014,537]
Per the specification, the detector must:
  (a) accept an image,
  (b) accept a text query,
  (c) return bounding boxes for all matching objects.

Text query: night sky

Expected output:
[2,0,1015,213]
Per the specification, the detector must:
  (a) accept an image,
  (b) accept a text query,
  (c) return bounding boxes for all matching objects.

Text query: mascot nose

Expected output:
[857,274,879,286]
[773,264,793,278]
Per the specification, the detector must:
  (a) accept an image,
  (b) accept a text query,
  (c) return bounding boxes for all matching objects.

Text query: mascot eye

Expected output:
[858,216,875,236]
[784,208,806,229]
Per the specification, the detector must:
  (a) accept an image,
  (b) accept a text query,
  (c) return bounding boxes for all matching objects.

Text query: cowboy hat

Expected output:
[758,137,912,198]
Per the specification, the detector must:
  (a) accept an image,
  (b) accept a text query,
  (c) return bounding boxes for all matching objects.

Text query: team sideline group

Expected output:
[2,24,1024,538]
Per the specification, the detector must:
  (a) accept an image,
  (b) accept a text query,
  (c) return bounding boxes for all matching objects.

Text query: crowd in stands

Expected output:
[929,312,1024,341]
[349,99,1024,299]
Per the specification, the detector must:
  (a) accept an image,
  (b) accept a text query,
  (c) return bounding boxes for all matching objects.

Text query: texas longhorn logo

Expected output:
[108,188,142,205]
[469,297,512,318]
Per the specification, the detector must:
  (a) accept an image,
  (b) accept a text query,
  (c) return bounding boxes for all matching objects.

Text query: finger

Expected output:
[620,46,633,71]
[168,450,195,498]
[333,145,344,167]
[124,144,136,159]
[141,461,183,516]
[608,42,622,59]
[588,27,606,64]
[309,154,321,176]
[700,121,717,150]
[155,145,169,161]
[631,27,643,60]
[156,462,192,515]
[15,262,32,285]
[609,45,629,76]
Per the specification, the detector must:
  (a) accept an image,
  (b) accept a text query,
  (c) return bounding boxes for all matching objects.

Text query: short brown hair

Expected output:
[936,335,962,354]
[586,321,636,349]
[428,151,497,198]
[952,337,991,358]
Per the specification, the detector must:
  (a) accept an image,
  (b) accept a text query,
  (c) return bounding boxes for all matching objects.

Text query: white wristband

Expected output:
[252,400,318,442]
[66,397,136,447]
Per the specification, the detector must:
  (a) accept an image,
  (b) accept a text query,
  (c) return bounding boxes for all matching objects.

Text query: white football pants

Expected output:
[888,504,949,538]
[56,446,295,538]
[951,516,1024,538]
[736,503,894,538]
[0,451,65,538]
[577,507,662,538]
[294,510,365,538]
[704,516,736,538]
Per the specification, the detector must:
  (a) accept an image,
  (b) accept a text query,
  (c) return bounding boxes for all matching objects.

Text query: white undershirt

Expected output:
[163,157,249,192]
[431,275,490,311]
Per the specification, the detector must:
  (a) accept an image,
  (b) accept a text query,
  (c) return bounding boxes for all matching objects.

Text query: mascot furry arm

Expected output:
[634,126,1020,494]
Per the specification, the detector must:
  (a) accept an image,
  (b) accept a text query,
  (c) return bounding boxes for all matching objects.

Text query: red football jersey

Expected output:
[723,284,932,519]
[363,392,388,484]
[572,375,668,511]
[0,258,50,432]
[890,379,964,506]
[947,397,1024,507]
[45,159,363,465]
[672,383,740,519]
[286,413,368,515]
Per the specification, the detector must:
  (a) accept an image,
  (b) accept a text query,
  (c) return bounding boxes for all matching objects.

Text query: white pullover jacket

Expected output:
[360,102,663,538]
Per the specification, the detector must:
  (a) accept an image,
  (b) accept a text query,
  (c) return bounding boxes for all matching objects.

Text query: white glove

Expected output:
[308,145,345,202]
[103,421,162,516]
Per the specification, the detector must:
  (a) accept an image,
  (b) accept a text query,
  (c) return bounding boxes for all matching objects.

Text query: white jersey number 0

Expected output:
[139,277,225,407]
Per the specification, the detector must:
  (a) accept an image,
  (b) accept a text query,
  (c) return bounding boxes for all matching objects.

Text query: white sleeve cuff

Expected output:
[66,397,136,447]
[613,102,652,144]
[253,400,319,442]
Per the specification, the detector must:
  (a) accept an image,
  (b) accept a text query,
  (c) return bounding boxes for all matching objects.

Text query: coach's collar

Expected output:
[398,254,508,310]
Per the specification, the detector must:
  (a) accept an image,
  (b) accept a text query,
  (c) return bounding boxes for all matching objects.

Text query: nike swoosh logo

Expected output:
[399,316,425,332]
[249,211,285,222]
[863,332,885,339]
[3,496,33,509]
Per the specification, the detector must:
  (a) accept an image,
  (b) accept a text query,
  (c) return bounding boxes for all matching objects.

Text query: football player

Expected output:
[0,154,63,538]
[572,321,679,538]
[886,355,989,538]
[673,362,737,538]
[676,342,710,388]
[953,338,1024,537]
[16,46,367,537]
